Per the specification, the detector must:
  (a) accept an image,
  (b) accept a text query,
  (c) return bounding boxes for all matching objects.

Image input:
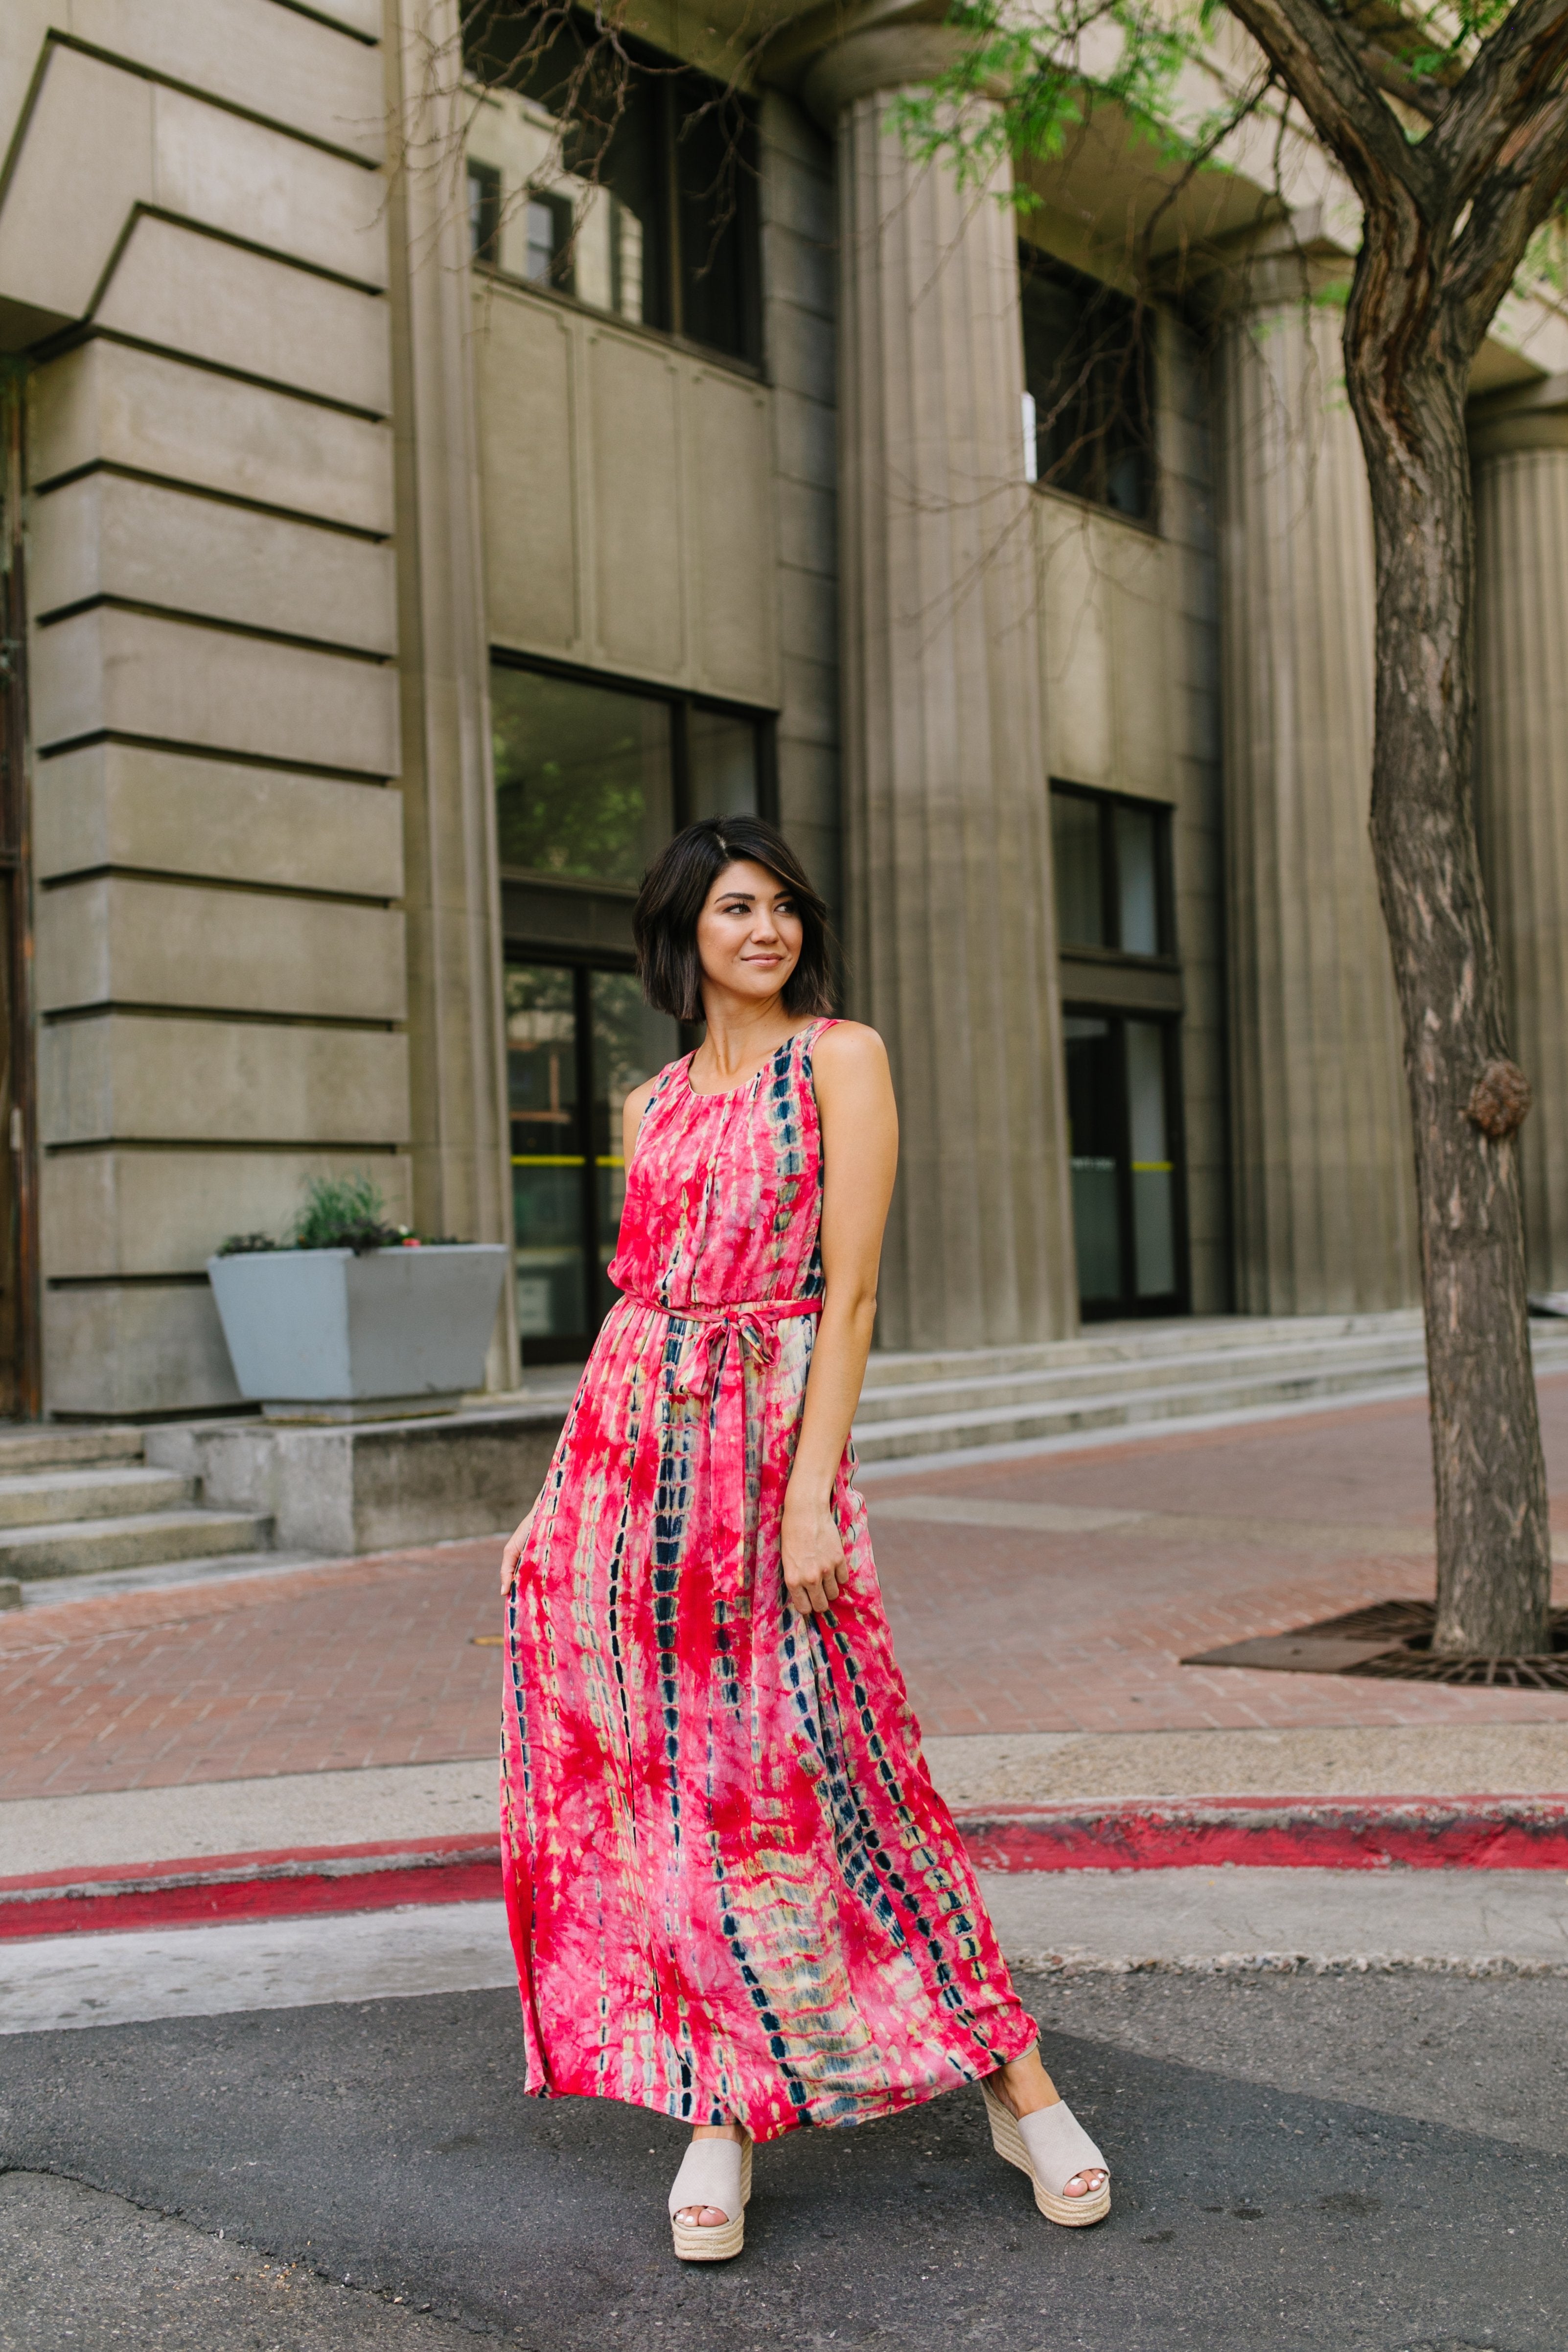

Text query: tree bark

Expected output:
[1345,284,1551,1656]
[1216,0,1568,1657]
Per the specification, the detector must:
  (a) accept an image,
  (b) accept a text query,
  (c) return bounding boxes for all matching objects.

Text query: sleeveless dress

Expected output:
[499,1018,1038,2142]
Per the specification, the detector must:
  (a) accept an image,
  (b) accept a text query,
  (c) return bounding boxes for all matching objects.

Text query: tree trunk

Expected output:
[1348,320,1552,1655]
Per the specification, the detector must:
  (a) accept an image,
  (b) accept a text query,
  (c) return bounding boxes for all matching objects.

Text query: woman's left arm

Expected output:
[781,1023,899,1616]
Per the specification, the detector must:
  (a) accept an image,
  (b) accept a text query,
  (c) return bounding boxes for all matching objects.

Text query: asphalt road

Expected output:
[1,1970,1564,2352]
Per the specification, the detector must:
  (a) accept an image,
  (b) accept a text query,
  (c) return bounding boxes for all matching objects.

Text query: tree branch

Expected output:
[1445,82,1568,346]
[1222,0,1436,214]
[1430,0,1568,190]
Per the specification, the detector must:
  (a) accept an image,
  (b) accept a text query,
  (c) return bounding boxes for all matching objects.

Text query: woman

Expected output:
[499,816,1108,2260]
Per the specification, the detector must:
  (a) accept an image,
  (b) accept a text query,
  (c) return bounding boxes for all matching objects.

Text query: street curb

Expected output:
[4,1797,1566,1939]
[959,1796,1568,1873]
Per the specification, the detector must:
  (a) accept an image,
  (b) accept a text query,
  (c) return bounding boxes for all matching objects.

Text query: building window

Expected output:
[464,11,761,365]
[468,157,502,263]
[1020,248,1155,521]
[1063,1014,1183,1315]
[493,657,770,1356]
[1051,784,1172,957]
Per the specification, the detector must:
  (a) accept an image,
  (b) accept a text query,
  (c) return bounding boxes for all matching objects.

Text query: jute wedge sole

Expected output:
[668,2132,754,2262]
[982,2081,1111,2228]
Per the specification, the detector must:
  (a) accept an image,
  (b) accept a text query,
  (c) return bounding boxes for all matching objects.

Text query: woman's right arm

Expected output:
[499,1071,661,1600]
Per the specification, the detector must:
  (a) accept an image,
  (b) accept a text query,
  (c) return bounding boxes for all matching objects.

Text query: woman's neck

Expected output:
[693,992,799,1084]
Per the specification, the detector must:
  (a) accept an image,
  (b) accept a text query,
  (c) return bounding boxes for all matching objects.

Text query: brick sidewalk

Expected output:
[3,1380,1567,1803]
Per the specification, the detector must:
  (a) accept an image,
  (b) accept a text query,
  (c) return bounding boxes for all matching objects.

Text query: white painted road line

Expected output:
[5,1868,1568,2036]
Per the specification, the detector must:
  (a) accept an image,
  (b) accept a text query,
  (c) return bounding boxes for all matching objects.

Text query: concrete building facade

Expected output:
[0,0,1565,1417]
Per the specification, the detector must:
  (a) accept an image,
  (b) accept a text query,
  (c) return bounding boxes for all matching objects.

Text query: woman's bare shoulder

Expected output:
[811,1019,888,1073]
[811,1021,893,1106]
[624,1071,663,1120]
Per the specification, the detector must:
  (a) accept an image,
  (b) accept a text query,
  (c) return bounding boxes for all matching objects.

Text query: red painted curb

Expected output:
[955,1796,1568,1874]
[0,1837,504,1940]
[4,1796,1566,1938]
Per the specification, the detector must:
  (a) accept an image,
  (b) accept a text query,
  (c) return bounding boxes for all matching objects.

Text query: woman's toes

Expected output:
[676,2205,728,2227]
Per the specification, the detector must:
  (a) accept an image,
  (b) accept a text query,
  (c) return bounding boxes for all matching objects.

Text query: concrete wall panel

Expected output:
[34,745,404,899]
[151,84,387,287]
[29,343,394,532]
[95,216,391,414]
[43,1284,243,1417]
[690,369,776,704]
[474,280,782,708]
[41,1015,411,1148]
[474,295,579,652]
[68,0,386,160]
[43,1148,414,1279]
[587,328,685,676]
[0,44,154,340]
[31,609,400,777]
[37,877,406,1023]
[29,474,397,654]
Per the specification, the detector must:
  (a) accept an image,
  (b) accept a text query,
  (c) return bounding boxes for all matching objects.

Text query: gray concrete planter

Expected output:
[208,1245,508,1419]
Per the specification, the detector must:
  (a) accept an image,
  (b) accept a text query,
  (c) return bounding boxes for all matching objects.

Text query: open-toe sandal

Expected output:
[982,2080,1110,2227]
[668,2131,753,2261]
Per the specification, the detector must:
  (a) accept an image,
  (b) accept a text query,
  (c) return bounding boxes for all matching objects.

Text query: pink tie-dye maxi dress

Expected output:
[500,1018,1038,2142]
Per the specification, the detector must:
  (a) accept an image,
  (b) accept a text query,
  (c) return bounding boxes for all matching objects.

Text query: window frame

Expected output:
[490,648,778,904]
[1018,242,1158,530]
[1050,780,1177,966]
[1060,1003,1190,1321]
[465,18,763,375]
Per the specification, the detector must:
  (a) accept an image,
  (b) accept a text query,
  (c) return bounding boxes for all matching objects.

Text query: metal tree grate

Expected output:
[1182,1599,1568,1690]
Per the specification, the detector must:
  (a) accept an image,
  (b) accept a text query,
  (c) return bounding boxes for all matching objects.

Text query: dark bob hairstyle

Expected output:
[633,816,836,1024]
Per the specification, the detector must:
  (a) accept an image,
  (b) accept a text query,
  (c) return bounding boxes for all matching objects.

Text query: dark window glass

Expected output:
[1052,785,1171,957]
[687,705,760,822]
[507,964,588,1341]
[492,669,674,886]
[1063,1011,1183,1316]
[524,190,575,294]
[1051,790,1106,948]
[1020,249,1154,521]
[674,83,757,361]
[468,158,501,263]
[463,10,758,362]
[591,969,677,1310]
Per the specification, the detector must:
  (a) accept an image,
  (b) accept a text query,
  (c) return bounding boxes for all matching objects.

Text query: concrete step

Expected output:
[0,1465,192,1530]
[852,1326,1568,1463]
[0,1508,274,1581]
[852,1334,1433,1424]
[0,1425,145,1473]
[856,1312,1427,1391]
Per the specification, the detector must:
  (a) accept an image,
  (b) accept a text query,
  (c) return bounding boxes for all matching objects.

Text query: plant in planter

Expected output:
[208,1174,508,1420]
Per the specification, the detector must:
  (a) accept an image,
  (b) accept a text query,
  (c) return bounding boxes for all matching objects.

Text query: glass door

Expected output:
[1063,1011,1184,1319]
[507,959,677,1360]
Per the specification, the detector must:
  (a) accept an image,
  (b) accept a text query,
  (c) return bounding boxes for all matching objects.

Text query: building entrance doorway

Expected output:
[1064,1010,1186,1318]
[506,958,678,1360]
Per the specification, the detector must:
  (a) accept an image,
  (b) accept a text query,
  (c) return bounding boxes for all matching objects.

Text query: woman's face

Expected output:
[694,859,803,1004]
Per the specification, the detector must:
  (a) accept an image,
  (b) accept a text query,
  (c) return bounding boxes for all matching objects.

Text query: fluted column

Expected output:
[1472,391,1568,1292]
[1212,258,1416,1313]
[805,34,1076,1350]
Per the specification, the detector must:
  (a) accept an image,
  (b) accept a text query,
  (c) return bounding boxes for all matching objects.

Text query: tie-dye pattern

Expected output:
[499,1019,1038,2142]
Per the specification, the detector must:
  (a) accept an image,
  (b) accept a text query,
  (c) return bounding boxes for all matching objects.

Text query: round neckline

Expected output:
[683,1024,817,1101]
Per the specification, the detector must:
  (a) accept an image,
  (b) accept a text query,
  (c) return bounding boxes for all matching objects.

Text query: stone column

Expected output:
[1211,250,1417,1314]
[802,32,1077,1351]
[1472,387,1568,1294]
[384,0,517,1386]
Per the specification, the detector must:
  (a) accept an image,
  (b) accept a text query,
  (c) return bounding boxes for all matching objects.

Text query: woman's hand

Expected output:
[781,1488,852,1616]
[500,1503,538,1599]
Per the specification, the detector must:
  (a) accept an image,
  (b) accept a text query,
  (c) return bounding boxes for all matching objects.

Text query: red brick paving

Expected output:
[3,1381,1567,1802]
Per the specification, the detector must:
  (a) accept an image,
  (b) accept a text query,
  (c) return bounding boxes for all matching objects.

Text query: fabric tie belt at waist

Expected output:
[619,1291,824,1612]
[621,1291,823,1401]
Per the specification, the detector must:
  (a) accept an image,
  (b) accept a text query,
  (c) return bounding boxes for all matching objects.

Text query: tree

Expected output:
[912,0,1568,1656]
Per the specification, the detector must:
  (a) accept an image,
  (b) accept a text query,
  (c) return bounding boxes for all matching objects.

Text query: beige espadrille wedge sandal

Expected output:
[982,2079,1111,2227]
[668,2130,753,2261]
